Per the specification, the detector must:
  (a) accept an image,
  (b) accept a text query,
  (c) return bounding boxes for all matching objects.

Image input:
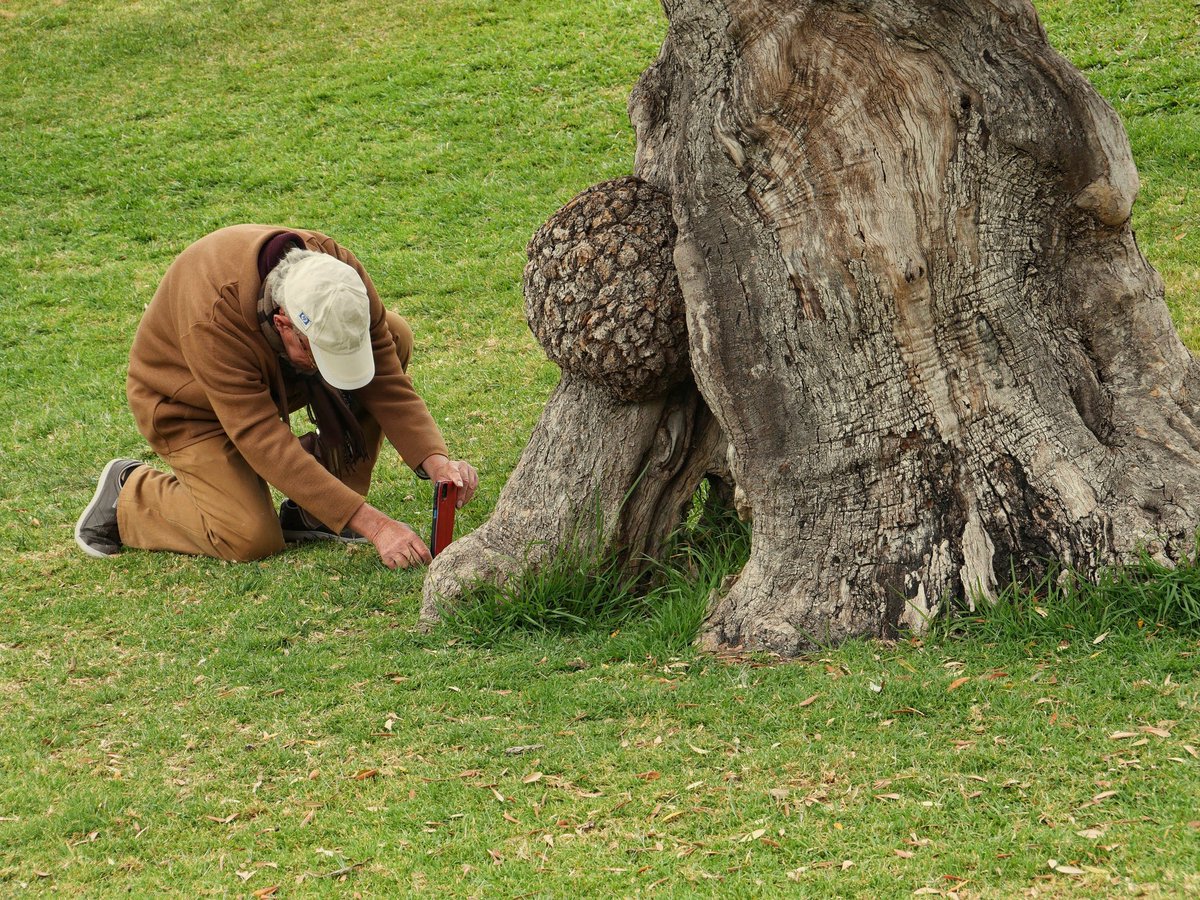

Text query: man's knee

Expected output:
[211,518,284,562]
[384,310,414,372]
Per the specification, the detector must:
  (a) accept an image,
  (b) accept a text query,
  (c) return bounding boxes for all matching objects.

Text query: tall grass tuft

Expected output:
[943,541,1200,643]
[439,489,751,660]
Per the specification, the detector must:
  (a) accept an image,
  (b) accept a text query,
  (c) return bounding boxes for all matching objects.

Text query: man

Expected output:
[75,224,477,569]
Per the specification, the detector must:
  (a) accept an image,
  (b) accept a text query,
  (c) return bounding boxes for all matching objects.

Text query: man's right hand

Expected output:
[348,502,432,569]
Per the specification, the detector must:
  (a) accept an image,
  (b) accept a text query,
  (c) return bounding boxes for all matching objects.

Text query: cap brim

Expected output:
[311,340,375,391]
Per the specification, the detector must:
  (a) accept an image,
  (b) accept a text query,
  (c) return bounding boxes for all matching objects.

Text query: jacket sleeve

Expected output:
[305,234,450,472]
[179,317,367,533]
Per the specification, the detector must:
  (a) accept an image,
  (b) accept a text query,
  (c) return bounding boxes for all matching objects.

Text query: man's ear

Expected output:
[272,312,290,331]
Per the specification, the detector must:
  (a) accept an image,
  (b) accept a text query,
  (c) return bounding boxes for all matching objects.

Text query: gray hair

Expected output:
[266,247,321,313]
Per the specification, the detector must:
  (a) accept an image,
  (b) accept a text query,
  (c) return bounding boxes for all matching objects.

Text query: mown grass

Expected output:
[1,0,1198,896]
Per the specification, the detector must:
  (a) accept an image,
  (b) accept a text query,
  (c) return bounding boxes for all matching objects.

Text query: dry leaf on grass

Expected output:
[504,744,543,755]
[947,677,970,692]
[1048,859,1086,875]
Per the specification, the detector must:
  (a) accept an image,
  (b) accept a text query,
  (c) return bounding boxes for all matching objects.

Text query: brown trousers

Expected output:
[117,312,413,562]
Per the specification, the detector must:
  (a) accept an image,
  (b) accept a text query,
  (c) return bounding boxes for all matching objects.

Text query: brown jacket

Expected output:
[126,224,448,531]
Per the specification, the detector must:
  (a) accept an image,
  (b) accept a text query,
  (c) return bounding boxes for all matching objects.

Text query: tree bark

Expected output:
[425,0,1200,656]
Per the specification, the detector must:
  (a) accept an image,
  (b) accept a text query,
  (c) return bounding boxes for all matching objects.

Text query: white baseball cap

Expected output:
[281,254,375,390]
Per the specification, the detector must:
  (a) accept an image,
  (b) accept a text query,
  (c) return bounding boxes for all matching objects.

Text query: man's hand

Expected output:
[347,503,431,570]
[420,454,479,508]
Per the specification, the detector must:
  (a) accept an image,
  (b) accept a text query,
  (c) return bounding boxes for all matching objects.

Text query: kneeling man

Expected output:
[76,224,476,570]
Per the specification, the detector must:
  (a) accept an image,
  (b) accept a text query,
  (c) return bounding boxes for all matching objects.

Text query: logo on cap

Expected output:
[298,311,312,327]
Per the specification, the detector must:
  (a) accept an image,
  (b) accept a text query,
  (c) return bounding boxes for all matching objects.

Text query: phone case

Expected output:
[430,480,458,557]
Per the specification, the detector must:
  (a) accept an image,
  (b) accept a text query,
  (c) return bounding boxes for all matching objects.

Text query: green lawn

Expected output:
[1,0,1197,895]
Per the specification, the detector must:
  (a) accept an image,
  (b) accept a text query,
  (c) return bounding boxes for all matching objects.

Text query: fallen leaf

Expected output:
[894,849,915,859]
[502,812,520,824]
[947,677,970,692]
[740,828,767,843]
[875,793,902,801]
[204,813,238,825]
[1048,859,1085,875]
[252,887,278,899]
[1184,745,1199,758]
[237,870,254,882]
[799,694,820,707]
[300,810,315,827]
[523,772,543,784]
[352,769,379,781]
[487,849,503,866]
[635,771,661,782]
[1139,725,1171,738]
[841,860,854,870]
[504,744,543,756]
[1109,731,1139,740]
[688,744,711,755]
[1092,632,1109,645]
[913,889,943,896]
[1075,828,1105,840]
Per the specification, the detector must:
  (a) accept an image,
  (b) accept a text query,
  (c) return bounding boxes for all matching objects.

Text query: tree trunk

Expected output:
[425,0,1200,656]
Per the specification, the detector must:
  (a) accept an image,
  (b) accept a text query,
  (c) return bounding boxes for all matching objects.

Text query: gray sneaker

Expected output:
[279,500,367,544]
[75,459,142,558]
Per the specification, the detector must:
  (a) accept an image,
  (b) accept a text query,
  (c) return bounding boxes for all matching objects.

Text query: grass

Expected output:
[0,0,1198,895]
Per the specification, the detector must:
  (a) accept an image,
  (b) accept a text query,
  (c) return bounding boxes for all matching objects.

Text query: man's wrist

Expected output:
[418,453,450,481]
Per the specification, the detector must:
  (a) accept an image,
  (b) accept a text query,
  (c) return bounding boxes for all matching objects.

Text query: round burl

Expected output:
[524,177,687,401]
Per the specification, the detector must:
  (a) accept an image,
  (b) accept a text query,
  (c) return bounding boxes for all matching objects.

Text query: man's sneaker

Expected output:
[75,458,142,558]
[279,500,367,544]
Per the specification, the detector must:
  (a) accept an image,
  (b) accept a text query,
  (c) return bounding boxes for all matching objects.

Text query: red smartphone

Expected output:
[430,480,458,557]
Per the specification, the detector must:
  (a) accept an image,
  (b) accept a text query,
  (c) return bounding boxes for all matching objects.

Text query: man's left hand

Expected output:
[421,454,479,508]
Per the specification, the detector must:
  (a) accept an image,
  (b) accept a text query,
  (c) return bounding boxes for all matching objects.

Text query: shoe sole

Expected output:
[75,458,129,558]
